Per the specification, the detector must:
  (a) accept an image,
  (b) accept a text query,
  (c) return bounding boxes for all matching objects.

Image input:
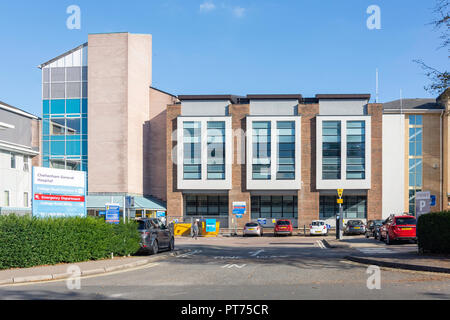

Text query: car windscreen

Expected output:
[246,223,259,227]
[137,221,146,230]
[276,221,291,226]
[396,218,416,225]
[312,221,324,226]
[347,220,363,226]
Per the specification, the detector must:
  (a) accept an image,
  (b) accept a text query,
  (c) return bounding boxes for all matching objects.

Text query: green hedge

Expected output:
[0,215,141,270]
[417,211,450,254]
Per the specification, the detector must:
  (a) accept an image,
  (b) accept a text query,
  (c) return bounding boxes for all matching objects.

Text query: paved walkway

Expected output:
[324,237,450,273]
[0,250,185,285]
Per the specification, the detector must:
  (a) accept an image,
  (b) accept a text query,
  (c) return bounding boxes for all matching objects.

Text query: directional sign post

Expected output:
[336,189,344,240]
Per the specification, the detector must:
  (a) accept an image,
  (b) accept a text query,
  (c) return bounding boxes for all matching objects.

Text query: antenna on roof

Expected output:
[376,68,379,103]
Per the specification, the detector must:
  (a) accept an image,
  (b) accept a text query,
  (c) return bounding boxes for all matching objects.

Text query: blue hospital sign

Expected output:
[32,167,86,218]
[232,201,247,215]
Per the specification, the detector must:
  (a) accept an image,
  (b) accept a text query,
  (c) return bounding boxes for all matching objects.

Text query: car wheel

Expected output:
[365,233,369,238]
[151,240,159,255]
[169,238,175,251]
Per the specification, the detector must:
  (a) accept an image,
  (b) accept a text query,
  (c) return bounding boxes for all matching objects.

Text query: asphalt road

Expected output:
[1,236,449,300]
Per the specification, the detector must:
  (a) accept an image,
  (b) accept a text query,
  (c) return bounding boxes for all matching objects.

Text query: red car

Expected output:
[274,219,293,236]
[379,215,417,245]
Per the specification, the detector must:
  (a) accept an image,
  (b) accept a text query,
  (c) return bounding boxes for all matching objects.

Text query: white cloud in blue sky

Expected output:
[199,1,216,13]
[199,1,246,18]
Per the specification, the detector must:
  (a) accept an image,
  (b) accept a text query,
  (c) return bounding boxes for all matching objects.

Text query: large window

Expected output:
[252,121,271,180]
[10,153,16,169]
[277,121,295,180]
[185,195,228,216]
[4,191,10,207]
[207,122,225,180]
[251,196,298,219]
[183,122,202,180]
[319,195,367,219]
[322,121,341,179]
[408,115,423,215]
[346,121,365,179]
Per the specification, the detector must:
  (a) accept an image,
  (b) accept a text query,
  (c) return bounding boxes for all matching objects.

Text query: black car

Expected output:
[365,219,384,238]
[137,218,175,255]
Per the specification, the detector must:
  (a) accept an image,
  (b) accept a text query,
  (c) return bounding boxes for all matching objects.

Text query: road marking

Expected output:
[177,250,202,258]
[214,256,242,259]
[221,264,247,269]
[356,247,393,254]
[316,240,327,250]
[249,249,265,256]
[256,255,288,259]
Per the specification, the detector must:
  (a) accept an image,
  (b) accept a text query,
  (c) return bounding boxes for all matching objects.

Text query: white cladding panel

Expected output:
[181,101,229,116]
[382,114,405,218]
[319,99,368,115]
[250,100,298,116]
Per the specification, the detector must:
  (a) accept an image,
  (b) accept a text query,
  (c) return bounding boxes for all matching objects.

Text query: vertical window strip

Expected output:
[277,121,295,180]
[346,121,365,180]
[183,121,202,180]
[322,121,341,180]
[207,121,226,180]
[252,121,271,180]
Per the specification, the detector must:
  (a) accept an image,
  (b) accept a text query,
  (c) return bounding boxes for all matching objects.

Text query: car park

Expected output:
[137,218,175,254]
[365,219,384,238]
[309,220,328,236]
[379,215,417,245]
[344,220,366,235]
[243,222,264,237]
[274,219,293,236]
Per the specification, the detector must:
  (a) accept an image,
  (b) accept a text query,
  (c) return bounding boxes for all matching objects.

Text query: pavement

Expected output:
[0,249,188,286]
[323,236,450,274]
[1,235,449,300]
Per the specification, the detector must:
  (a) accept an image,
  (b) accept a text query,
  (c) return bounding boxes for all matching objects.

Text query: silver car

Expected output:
[243,222,264,237]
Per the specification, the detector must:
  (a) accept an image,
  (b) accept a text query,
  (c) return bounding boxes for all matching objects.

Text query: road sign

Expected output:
[156,211,166,218]
[206,219,217,232]
[105,204,120,224]
[236,214,243,219]
[337,199,343,204]
[430,195,436,207]
[416,198,431,216]
[416,191,430,200]
[257,218,267,225]
[337,189,344,198]
[232,202,246,215]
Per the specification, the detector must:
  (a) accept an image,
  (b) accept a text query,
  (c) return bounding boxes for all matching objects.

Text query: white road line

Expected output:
[249,249,265,256]
[357,248,393,254]
[177,250,202,258]
[221,264,247,269]
[316,240,327,249]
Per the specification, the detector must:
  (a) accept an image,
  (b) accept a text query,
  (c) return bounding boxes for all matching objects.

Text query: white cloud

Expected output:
[200,1,216,13]
[232,6,246,18]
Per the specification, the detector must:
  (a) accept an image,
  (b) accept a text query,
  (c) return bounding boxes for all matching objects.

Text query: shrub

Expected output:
[417,211,450,254]
[0,215,141,270]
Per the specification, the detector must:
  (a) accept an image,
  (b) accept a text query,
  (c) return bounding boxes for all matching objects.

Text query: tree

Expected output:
[414,0,449,95]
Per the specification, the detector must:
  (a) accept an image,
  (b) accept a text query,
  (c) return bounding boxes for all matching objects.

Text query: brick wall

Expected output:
[298,104,320,228]
[166,104,183,217]
[367,103,383,220]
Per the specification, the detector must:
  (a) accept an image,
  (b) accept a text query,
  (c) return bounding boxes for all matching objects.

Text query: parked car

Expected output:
[137,218,175,254]
[243,222,264,237]
[274,219,293,236]
[344,220,366,235]
[379,215,417,245]
[310,220,328,236]
[365,219,384,238]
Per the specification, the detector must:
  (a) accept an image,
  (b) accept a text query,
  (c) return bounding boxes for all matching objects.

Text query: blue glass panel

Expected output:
[43,141,50,155]
[415,115,423,126]
[82,117,87,134]
[82,99,88,114]
[66,140,81,156]
[50,100,65,114]
[66,135,81,141]
[43,159,50,168]
[50,136,65,141]
[82,140,88,155]
[43,100,50,114]
[66,99,81,114]
[50,141,65,155]
[43,119,49,135]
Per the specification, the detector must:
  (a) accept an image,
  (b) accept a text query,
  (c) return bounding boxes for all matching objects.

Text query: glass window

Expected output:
[66,82,81,98]
[183,122,202,180]
[10,153,16,169]
[322,121,341,180]
[51,83,65,99]
[50,119,66,135]
[66,67,82,82]
[66,118,81,135]
[185,195,229,216]
[251,196,298,221]
[50,160,66,169]
[207,122,225,180]
[346,121,365,180]
[253,121,271,180]
[4,191,10,207]
[23,192,29,207]
[277,121,295,180]
[319,195,367,220]
[51,68,65,82]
